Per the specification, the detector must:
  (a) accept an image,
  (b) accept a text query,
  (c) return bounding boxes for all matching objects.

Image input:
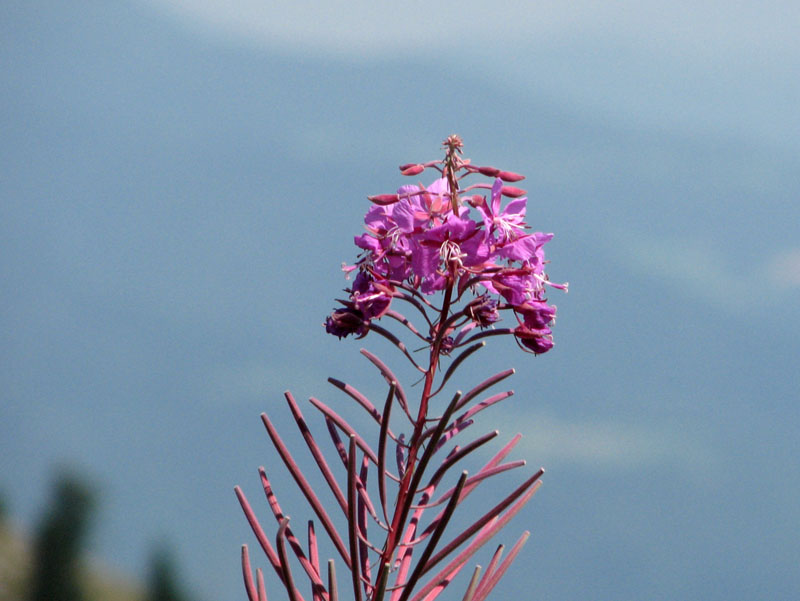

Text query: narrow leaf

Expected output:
[347,437,364,601]
[398,472,469,601]
[378,381,396,524]
[431,342,485,397]
[261,413,352,569]
[234,486,285,588]
[257,568,267,601]
[328,560,338,601]
[308,397,385,472]
[284,392,348,516]
[460,565,482,601]
[327,378,400,442]
[456,369,515,413]
[257,468,328,598]
[276,518,301,601]
[475,545,503,596]
[423,472,543,576]
[360,349,413,419]
[368,322,424,371]
[472,532,530,601]
[242,545,258,601]
[373,562,392,601]
[422,431,498,495]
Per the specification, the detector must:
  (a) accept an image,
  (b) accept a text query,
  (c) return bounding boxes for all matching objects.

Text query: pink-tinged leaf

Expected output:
[308,397,384,471]
[497,170,525,182]
[309,522,321,601]
[358,455,372,589]
[328,560,338,601]
[308,523,318,568]
[324,416,349,467]
[391,482,440,601]
[385,309,426,339]
[327,379,401,442]
[373,562,392,601]
[360,349,413,420]
[431,419,474,453]
[486,433,523,469]
[394,391,463,553]
[419,559,471,601]
[389,390,464,600]
[472,532,530,601]
[323,425,394,547]
[439,461,527,507]
[347,437,365,601]
[423,373,511,444]
[257,568,268,601]
[431,342,485,397]
[396,435,407,478]
[234,486,287,589]
[390,291,435,327]
[389,518,418,601]
[500,186,526,198]
[454,326,518,349]
[423,471,543,575]
[458,565,482,601]
[242,545,258,601]
[407,460,526,546]
[397,472,469,601]
[408,487,531,601]
[284,392,348,516]
[423,431,498,496]
[258,468,328,598]
[440,391,513,451]
[276,518,302,601]
[378,381,396,525]
[411,524,487,601]
[456,369,515,413]
[475,545,503,597]
[367,323,424,371]
[261,413,352,569]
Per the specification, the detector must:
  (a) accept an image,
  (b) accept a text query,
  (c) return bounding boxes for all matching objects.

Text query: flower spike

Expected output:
[238,137,565,601]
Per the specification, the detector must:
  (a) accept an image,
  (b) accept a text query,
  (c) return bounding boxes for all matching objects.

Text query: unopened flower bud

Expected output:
[439,335,455,355]
[500,186,526,198]
[477,166,501,177]
[367,194,400,205]
[466,194,485,209]
[498,170,525,182]
[401,164,425,176]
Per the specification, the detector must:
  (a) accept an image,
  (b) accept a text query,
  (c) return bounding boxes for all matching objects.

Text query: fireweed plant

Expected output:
[236,136,567,601]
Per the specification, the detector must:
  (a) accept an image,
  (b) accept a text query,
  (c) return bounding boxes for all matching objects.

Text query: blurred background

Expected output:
[2,1,799,600]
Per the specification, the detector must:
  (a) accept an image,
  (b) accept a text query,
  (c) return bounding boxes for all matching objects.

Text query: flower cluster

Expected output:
[326,136,566,354]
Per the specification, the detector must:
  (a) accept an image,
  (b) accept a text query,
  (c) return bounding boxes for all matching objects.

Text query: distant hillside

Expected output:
[0,521,143,601]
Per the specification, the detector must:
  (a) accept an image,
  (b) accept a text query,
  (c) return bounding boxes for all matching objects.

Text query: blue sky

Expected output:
[2,2,799,600]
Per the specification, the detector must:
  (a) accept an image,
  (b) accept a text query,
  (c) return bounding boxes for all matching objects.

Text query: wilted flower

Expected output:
[514,323,555,354]
[324,306,368,339]
[466,295,500,328]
